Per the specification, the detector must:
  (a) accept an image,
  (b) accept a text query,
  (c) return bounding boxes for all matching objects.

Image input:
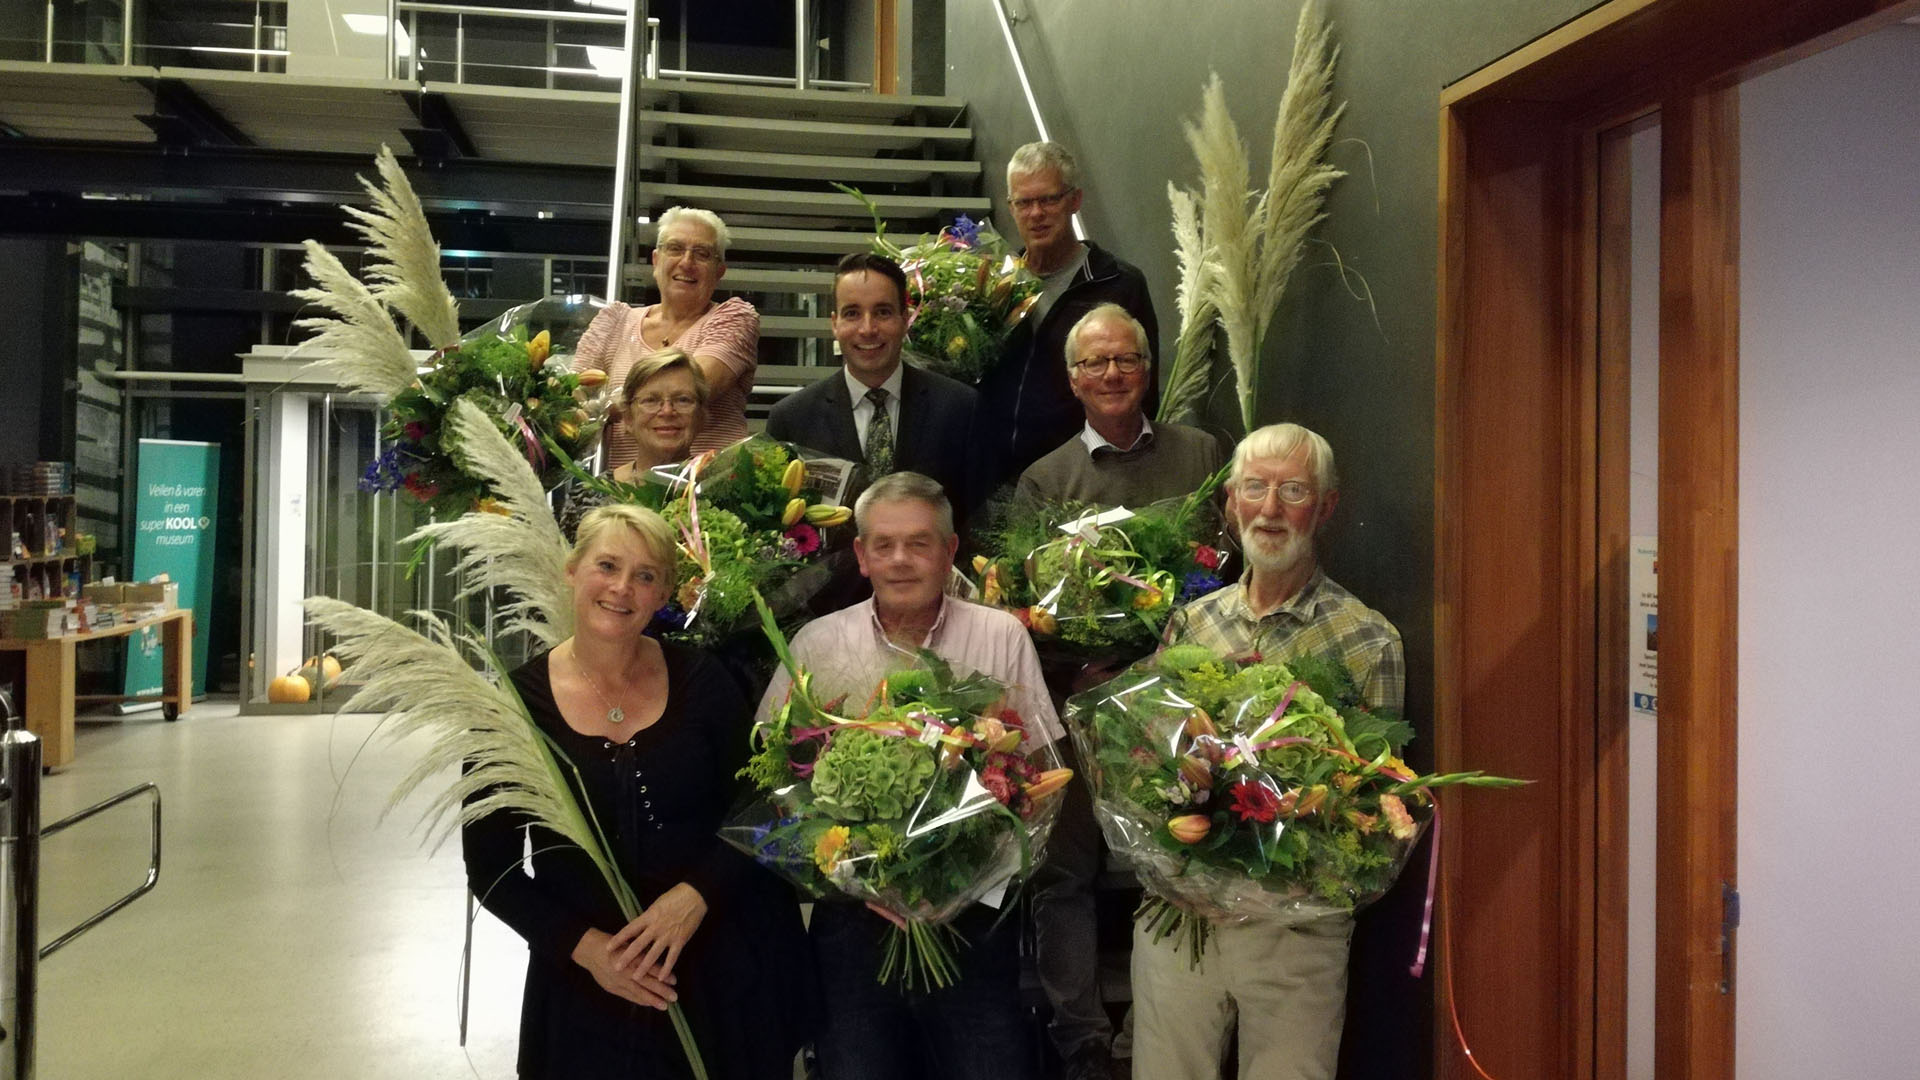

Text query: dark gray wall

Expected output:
[946,0,1597,735]
[0,237,70,465]
[943,2,1599,1076]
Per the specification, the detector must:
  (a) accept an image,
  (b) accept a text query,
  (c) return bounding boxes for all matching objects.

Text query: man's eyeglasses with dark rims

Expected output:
[1007,188,1076,213]
[1233,477,1315,506]
[656,241,720,264]
[1070,353,1146,376]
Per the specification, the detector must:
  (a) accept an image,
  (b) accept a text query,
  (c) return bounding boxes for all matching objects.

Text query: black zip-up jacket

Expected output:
[975,241,1160,495]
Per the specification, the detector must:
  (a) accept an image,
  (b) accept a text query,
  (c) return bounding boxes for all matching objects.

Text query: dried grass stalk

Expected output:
[406,399,575,648]
[342,145,462,349]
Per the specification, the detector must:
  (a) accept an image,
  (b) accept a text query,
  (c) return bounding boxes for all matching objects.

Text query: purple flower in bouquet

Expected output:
[651,605,690,633]
[1178,570,1226,604]
[942,215,983,251]
[359,443,414,493]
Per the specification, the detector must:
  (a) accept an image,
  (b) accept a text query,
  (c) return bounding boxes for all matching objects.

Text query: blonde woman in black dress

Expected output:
[462,503,812,1078]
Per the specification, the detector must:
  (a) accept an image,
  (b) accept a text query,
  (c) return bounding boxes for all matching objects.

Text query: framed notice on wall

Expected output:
[123,439,220,702]
[1630,536,1658,717]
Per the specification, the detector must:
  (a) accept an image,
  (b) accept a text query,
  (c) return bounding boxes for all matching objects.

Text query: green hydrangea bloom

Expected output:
[809,725,938,822]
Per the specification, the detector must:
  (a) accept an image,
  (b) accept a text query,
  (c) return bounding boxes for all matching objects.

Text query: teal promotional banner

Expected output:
[124,439,220,699]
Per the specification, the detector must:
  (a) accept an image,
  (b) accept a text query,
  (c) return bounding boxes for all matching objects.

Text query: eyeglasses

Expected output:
[632,393,700,414]
[657,241,720,264]
[1233,478,1315,506]
[1008,188,1075,213]
[1070,353,1146,376]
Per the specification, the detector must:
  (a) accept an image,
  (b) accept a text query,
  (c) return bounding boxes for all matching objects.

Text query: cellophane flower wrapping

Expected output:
[836,185,1040,386]
[1066,643,1431,927]
[896,217,1040,385]
[582,435,856,647]
[968,476,1231,663]
[362,295,610,518]
[723,651,1073,934]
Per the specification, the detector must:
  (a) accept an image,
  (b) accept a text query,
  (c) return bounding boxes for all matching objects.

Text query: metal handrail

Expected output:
[39,0,281,67]
[988,0,1086,240]
[37,783,163,961]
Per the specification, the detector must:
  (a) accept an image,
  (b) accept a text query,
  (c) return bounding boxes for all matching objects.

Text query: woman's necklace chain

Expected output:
[651,307,701,347]
[572,646,627,726]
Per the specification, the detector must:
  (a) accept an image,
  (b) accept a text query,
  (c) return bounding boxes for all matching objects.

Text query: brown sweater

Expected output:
[1014,420,1226,508]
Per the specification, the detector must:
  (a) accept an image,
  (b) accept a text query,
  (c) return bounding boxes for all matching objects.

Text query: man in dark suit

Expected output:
[768,252,978,507]
[767,252,978,610]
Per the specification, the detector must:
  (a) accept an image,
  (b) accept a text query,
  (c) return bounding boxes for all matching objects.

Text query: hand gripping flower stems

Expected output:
[724,592,1073,991]
[302,598,710,1079]
[1067,643,1525,969]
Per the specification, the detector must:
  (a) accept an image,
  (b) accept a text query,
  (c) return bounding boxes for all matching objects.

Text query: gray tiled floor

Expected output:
[35,704,527,1078]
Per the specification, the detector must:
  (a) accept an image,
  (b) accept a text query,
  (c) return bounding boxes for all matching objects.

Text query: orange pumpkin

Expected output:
[268,674,311,704]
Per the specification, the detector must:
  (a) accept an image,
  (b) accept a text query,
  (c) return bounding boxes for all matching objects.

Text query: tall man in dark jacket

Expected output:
[977,141,1160,495]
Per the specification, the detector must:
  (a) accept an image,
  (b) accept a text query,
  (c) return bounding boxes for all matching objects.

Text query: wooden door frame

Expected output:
[1433,2,1916,1079]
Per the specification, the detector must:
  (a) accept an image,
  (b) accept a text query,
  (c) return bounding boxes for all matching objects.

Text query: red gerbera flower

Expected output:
[784,522,822,556]
[1230,780,1282,823]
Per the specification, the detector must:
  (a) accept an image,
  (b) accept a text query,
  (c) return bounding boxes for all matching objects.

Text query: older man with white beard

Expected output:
[1135,421,1404,1080]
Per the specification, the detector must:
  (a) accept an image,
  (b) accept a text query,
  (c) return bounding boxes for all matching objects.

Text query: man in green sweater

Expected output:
[1015,303,1225,509]
[1016,302,1224,1080]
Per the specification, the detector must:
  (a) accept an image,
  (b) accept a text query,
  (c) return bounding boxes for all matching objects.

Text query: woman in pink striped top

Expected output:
[573,206,760,467]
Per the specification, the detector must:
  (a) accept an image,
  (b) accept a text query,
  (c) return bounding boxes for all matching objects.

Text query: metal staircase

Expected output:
[620,79,995,395]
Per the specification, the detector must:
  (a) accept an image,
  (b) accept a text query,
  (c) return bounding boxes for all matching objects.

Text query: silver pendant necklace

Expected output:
[572,646,626,726]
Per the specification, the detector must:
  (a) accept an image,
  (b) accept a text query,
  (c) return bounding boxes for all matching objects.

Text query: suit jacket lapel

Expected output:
[823,374,863,460]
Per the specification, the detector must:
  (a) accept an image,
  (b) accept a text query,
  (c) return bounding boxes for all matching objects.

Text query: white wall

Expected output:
[287,0,392,80]
[1737,24,1920,1079]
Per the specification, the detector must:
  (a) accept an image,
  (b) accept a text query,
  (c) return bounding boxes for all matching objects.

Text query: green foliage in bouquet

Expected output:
[562,437,852,646]
[724,595,1074,990]
[363,324,602,520]
[1070,645,1523,966]
[968,468,1231,656]
[833,183,1041,385]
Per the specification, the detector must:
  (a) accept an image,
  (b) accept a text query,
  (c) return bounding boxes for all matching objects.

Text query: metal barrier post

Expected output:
[1,687,42,1080]
[0,687,162,1080]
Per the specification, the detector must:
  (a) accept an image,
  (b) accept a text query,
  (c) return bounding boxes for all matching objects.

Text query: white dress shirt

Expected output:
[1079,415,1154,455]
[844,364,905,447]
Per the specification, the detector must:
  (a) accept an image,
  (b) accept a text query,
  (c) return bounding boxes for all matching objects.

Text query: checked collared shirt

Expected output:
[1164,567,1405,712]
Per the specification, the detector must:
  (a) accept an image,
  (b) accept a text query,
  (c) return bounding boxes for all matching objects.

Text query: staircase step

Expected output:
[637,182,988,221]
[641,79,965,125]
[759,314,834,339]
[651,144,981,185]
[640,110,971,154]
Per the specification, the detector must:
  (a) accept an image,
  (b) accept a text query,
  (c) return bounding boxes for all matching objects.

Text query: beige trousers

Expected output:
[1129,912,1353,1080]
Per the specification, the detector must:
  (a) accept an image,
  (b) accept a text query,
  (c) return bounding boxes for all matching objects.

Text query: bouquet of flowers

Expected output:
[968,473,1230,659]
[569,436,856,646]
[1067,643,1524,965]
[834,184,1040,384]
[721,597,1073,989]
[359,299,607,519]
